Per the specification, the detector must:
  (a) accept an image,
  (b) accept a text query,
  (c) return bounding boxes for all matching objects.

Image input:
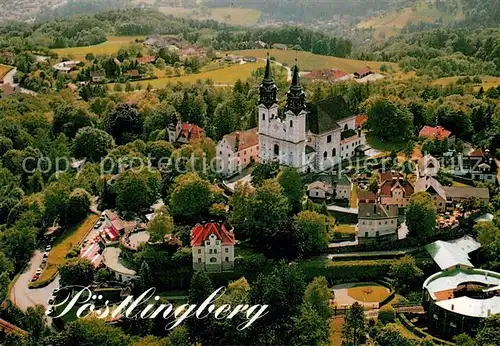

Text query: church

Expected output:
[258,56,366,172]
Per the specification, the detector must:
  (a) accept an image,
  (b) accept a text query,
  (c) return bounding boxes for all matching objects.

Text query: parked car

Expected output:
[43,252,49,258]
[45,245,51,252]
[32,274,40,282]
[35,268,42,275]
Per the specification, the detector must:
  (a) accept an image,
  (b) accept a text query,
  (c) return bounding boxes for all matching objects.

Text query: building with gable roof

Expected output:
[258,55,365,172]
[358,202,399,243]
[425,235,481,271]
[216,128,259,176]
[191,222,236,272]
[167,122,205,145]
[378,170,414,207]
[419,154,440,177]
[419,125,455,143]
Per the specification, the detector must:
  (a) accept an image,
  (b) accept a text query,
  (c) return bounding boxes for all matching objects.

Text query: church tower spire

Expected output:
[286,59,305,115]
[259,53,277,108]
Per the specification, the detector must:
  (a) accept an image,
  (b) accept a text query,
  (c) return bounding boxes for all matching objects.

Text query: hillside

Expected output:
[357,0,464,40]
[0,0,67,22]
[158,6,262,26]
[230,49,397,74]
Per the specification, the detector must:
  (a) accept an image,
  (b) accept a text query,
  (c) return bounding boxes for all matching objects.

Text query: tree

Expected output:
[67,188,91,224]
[43,182,71,225]
[114,170,160,213]
[59,258,94,287]
[52,318,130,345]
[374,323,413,346]
[476,314,500,346]
[251,162,279,187]
[378,304,395,324]
[453,333,475,346]
[342,302,366,346]
[291,302,330,346]
[303,276,331,321]
[249,263,306,344]
[52,104,94,138]
[388,255,423,293]
[294,211,328,253]
[278,167,304,214]
[74,127,115,162]
[405,192,437,240]
[365,97,413,143]
[138,261,152,291]
[187,270,216,344]
[367,176,379,194]
[0,222,36,271]
[147,207,174,243]
[476,221,500,270]
[213,101,239,140]
[169,172,213,220]
[106,103,142,144]
[23,305,48,344]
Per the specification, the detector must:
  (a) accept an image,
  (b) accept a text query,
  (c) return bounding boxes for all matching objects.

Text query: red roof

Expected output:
[224,128,258,152]
[137,56,156,64]
[355,68,372,76]
[105,227,119,240]
[191,222,235,247]
[356,115,368,128]
[419,126,451,140]
[179,123,204,141]
[468,148,484,157]
[127,69,140,77]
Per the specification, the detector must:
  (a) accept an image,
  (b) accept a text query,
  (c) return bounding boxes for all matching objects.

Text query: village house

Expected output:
[358,202,399,243]
[333,173,352,200]
[243,56,257,63]
[53,60,81,72]
[414,176,489,212]
[223,54,241,63]
[191,222,235,273]
[136,56,156,65]
[216,128,259,176]
[126,69,140,79]
[102,210,136,244]
[425,235,481,272]
[90,69,106,82]
[167,122,205,145]
[378,170,414,208]
[253,40,267,49]
[419,154,440,177]
[302,69,351,83]
[307,179,334,199]
[451,149,498,184]
[144,36,182,49]
[354,68,373,79]
[419,125,455,144]
[0,83,19,98]
[271,43,288,50]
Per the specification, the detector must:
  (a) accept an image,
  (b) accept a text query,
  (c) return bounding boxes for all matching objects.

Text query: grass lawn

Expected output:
[329,317,344,346]
[229,49,397,73]
[158,7,261,26]
[451,180,471,187]
[347,283,392,303]
[394,318,422,340]
[335,224,356,234]
[119,61,265,88]
[366,134,405,153]
[0,64,12,79]
[34,214,99,286]
[52,36,145,60]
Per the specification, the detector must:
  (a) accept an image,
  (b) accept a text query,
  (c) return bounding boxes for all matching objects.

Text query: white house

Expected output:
[307,180,333,199]
[216,128,259,176]
[358,202,399,243]
[191,222,235,273]
[258,56,365,172]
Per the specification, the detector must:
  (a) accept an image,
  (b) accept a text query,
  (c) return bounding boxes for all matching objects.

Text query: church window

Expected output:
[262,113,265,120]
[197,249,201,254]
[214,249,217,254]
[323,151,328,159]
[210,257,217,263]
[290,120,293,127]
[274,144,279,156]
[327,135,332,143]
[332,148,336,156]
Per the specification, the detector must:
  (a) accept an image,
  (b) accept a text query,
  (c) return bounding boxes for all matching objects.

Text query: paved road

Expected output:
[2,67,37,95]
[327,248,417,259]
[10,250,60,312]
[327,205,359,214]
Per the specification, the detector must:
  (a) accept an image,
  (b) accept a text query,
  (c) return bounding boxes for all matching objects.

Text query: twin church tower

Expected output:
[258,54,365,172]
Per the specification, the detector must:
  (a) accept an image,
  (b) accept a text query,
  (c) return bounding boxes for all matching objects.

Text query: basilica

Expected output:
[258,56,366,172]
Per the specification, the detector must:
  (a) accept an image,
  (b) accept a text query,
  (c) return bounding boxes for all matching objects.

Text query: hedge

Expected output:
[299,258,392,284]
[398,313,454,345]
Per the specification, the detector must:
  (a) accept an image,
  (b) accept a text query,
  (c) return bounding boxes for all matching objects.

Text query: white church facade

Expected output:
[258,56,365,172]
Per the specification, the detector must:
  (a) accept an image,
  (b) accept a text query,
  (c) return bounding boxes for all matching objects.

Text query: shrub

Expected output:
[378,304,395,323]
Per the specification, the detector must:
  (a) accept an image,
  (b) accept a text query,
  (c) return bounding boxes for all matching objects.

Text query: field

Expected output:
[33,215,99,286]
[357,1,464,40]
[230,49,397,73]
[335,224,356,235]
[0,64,12,80]
[52,36,146,60]
[347,283,392,303]
[158,6,261,26]
[431,75,500,91]
[127,61,265,88]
